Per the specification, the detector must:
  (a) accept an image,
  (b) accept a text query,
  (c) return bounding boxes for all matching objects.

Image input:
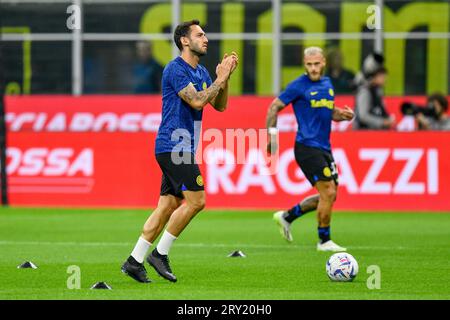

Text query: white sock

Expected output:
[156,231,177,255]
[130,237,151,263]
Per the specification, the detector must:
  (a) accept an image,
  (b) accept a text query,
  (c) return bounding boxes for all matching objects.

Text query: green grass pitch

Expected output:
[0,207,449,300]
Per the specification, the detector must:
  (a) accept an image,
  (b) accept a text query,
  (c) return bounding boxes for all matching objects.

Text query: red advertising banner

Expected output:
[4,95,450,211]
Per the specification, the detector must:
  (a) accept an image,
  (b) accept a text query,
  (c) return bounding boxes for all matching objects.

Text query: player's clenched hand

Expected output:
[267,129,278,155]
[340,106,354,121]
[267,141,278,155]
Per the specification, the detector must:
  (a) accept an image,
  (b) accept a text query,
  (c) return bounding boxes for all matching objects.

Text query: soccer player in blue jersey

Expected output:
[122,20,238,283]
[267,47,354,252]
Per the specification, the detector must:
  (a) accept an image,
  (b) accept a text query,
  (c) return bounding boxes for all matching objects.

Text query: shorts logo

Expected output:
[323,167,332,178]
[196,175,204,187]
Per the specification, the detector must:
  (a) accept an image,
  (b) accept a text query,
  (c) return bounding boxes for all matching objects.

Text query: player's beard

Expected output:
[190,43,207,57]
[307,67,324,81]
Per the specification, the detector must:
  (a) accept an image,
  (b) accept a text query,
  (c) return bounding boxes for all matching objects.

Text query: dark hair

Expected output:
[428,93,448,112]
[363,52,387,79]
[174,20,200,51]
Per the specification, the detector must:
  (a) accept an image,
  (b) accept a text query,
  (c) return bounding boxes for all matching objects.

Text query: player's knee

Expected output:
[188,198,205,213]
[329,189,337,202]
[321,184,337,202]
[168,200,182,212]
[159,198,181,214]
[328,190,337,203]
[193,199,206,212]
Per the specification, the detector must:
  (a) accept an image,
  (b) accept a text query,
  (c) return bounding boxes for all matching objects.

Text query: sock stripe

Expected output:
[318,226,331,243]
[292,204,302,217]
[284,204,303,223]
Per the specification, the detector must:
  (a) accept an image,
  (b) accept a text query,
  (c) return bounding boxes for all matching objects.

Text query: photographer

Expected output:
[353,53,395,130]
[402,93,450,130]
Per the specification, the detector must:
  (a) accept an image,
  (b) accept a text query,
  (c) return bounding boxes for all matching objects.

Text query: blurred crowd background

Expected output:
[1,0,448,96]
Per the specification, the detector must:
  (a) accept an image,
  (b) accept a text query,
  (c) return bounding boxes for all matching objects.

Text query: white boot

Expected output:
[317,240,347,252]
[273,211,293,242]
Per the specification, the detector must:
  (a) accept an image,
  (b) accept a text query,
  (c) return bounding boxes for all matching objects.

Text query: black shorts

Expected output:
[294,143,338,186]
[156,152,204,199]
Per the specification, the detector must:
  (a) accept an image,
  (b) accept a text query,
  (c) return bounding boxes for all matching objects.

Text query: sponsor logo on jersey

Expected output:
[311,99,334,109]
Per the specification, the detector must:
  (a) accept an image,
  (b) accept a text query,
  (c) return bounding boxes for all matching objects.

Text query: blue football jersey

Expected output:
[278,74,335,151]
[155,57,212,155]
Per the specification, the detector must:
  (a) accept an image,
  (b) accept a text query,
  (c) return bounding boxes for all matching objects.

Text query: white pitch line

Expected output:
[0,240,408,250]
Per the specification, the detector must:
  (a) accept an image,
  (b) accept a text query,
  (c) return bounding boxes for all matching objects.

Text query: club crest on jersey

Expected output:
[323,167,332,177]
[202,82,207,90]
[196,175,204,187]
[329,88,334,96]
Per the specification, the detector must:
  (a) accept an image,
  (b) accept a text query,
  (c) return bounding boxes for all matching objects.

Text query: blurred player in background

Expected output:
[325,47,355,94]
[122,20,238,283]
[133,41,164,94]
[266,46,353,252]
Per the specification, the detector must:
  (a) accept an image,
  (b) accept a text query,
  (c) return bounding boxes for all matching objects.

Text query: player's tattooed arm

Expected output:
[266,98,287,129]
[210,82,228,112]
[210,52,239,112]
[178,53,237,111]
[266,98,287,154]
[332,106,354,122]
[178,82,223,111]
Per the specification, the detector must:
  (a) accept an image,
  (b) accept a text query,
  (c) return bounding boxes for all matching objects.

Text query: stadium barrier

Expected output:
[4,95,450,211]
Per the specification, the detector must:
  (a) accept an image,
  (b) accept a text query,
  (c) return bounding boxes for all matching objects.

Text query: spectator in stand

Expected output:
[133,41,164,94]
[325,47,355,94]
[353,52,395,130]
